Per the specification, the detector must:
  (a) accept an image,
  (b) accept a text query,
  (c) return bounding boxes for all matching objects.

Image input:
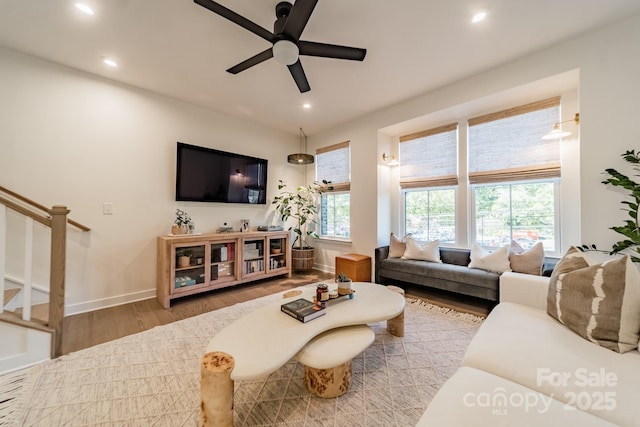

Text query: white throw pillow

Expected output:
[401,238,442,263]
[469,242,512,273]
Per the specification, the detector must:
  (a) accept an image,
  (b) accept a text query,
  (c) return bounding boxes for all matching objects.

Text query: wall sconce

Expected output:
[382,153,399,166]
[542,113,580,140]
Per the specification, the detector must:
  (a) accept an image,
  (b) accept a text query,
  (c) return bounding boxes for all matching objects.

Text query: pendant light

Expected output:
[287,128,314,165]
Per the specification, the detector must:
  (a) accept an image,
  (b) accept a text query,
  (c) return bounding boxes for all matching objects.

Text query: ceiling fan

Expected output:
[193,0,367,93]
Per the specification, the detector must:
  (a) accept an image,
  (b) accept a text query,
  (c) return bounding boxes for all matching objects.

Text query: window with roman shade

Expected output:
[316,141,350,191]
[468,97,561,184]
[399,123,458,189]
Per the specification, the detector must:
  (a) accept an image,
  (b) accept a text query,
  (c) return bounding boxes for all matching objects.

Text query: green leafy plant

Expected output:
[272,179,329,249]
[600,149,640,262]
[337,272,351,282]
[174,209,194,228]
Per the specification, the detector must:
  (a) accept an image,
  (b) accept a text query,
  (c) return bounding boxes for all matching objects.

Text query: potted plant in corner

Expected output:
[273,179,329,272]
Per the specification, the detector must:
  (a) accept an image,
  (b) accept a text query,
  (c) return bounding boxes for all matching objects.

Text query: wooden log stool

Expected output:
[335,253,372,282]
[200,351,235,427]
[295,325,374,398]
[386,285,405,337]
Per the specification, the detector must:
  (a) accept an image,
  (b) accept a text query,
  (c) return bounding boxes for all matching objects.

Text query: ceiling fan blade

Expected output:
[298,40,366,61]
[287,60,310,93]
[282,0,318,41]
[226,49,274,74]
[194,0,274,42]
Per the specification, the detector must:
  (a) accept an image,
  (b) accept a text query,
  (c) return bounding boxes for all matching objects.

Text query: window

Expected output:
[400,123,458,242]
[468,97,561,252]
[316,141,350,238]
[474,181,557,252]
[404,188,456,243]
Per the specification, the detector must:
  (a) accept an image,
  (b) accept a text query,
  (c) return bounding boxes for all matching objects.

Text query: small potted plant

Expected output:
[271,241,282,254]
[336,272,352,296]
[172,209,194,235]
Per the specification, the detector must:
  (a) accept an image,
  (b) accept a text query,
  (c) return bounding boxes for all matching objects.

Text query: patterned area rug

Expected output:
[0,286,483,426]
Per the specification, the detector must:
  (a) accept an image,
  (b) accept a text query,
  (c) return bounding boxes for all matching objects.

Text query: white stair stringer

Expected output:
[0,321,51,375]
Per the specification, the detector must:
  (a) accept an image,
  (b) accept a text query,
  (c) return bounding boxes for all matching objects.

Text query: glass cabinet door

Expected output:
[173,243,206,292]
[210,241,236,284]
[242,238,265,275]
[268,236,287,271]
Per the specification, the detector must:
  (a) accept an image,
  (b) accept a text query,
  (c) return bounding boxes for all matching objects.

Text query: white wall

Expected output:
[0,47,302,314]
[309,13,640,268]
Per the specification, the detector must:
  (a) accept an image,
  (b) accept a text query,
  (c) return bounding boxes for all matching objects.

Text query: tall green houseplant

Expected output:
[273,179,327,249]
[602,149,640,262]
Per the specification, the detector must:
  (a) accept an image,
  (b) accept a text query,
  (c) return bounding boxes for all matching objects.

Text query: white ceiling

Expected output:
[1,0,639,137]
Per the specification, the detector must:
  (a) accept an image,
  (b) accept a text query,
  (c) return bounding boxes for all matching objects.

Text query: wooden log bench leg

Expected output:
[200,351,235,427]
[386,285,405,337]
[295,325,374,399]
[304,360,352,398]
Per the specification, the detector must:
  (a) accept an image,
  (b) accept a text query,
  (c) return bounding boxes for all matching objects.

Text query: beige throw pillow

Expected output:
[388,233,412,258]
[510,241,544,275]
[469,242,512,273]
[547,247,640,353]
[401,237,442,263]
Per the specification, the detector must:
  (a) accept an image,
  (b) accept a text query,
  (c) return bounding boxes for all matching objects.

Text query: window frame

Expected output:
[316,141,351,241]
[469,178,561,256]
[401,185,458,245]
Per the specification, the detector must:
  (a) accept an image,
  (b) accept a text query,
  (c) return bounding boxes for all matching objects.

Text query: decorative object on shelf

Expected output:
[597,149,640,262]
[273,179,330,271]
[217,222,234,233]
[336,272,353,296]
[240,219,250,232]
[287,128,314,165]
[172,209,194,235]
[176,249,192,268]
[271,241,282,254]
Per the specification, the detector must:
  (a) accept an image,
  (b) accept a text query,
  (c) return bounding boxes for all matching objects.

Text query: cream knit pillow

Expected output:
[469,242,512,273]
[401,237,442,263]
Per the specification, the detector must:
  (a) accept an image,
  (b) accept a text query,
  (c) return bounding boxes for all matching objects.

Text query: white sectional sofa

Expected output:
[417,271,640,426]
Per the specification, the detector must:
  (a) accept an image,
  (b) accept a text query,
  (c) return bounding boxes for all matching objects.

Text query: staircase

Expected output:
[0,186,90,374]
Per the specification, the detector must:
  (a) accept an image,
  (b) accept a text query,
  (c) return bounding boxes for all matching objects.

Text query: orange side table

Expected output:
[335,253,372,282]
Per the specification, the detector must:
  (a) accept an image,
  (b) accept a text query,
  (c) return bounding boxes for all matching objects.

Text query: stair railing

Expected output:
[0,186,90,357]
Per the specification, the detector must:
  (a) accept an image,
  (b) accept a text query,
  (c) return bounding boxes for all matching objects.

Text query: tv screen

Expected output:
[175,142,268,204]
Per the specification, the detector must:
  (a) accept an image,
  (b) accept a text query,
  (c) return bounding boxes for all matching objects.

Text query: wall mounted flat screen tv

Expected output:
[175,142,268,204]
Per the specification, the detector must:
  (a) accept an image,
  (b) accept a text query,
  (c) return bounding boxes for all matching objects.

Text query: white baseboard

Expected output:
[65,289,156,316]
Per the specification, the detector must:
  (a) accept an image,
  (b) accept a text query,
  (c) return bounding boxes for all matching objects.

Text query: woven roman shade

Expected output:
[399,123,458,189]
[468,97,561,184]
[316,141,350,192]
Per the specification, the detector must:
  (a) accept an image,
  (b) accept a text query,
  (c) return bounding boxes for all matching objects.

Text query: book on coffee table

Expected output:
[281,298,326,323]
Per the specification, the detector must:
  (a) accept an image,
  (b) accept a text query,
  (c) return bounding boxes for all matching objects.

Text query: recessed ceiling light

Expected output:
[75,3,95,16]
[303,103,311,109]
[472,11,487,24]
[103,58,118,68]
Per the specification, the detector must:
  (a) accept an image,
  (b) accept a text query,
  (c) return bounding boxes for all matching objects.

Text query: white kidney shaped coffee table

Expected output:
[200,282,405,425]
[205,282,405,380]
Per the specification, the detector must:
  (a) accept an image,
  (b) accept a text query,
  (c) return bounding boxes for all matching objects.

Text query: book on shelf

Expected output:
[281,298,326,323]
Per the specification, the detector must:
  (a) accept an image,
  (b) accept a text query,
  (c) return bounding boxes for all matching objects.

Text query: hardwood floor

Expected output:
[61,270,334,355]
[61,271,492,355]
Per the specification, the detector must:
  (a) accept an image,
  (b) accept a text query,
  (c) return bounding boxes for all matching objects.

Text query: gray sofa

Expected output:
[374,245,557,302]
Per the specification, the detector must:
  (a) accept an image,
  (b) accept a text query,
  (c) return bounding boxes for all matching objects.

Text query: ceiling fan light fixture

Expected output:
[272,39,299,65]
